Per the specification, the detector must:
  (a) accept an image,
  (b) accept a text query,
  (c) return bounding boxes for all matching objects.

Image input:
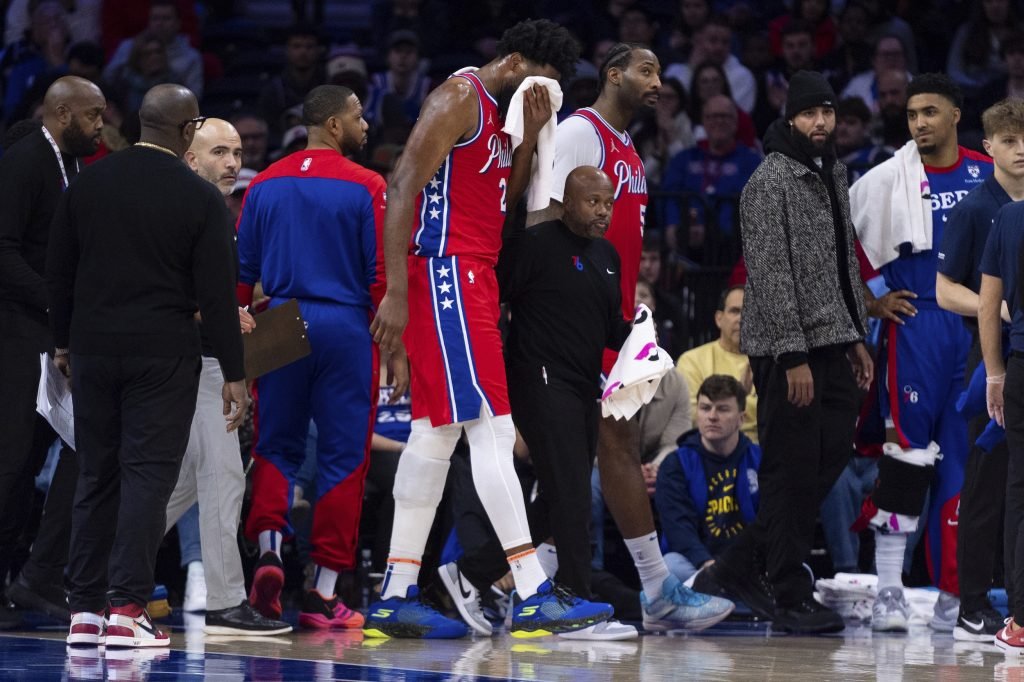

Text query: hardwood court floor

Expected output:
[2,616,1020,681]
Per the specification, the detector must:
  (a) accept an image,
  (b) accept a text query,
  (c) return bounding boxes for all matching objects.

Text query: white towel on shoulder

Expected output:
[601,305,674,420]
[502,76,563,212]
[849,139,932,270]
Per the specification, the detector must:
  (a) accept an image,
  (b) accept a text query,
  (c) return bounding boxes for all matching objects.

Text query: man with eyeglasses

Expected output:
[48,85,248,648]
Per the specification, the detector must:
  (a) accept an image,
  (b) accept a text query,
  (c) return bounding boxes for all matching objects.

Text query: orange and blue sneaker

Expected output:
[363,586,468,639]
[299,590,365,630]
[510,580,614,639]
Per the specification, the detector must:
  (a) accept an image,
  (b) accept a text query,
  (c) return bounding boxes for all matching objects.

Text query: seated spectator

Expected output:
[230,111,270,171]
[841,34,911,113]
[963,33,1024,138]
[676,286,757,442]
[618,5,660,47]
[687,61,758,150]
[325,47,368,102]
[655,375,760,583]
[102,0,201,97]
[662,95,762,257]
[862,0,918,74]
[768,0,837,61]
[755,20,817,133]
[873,68,910,149]
[106,32,181,114]
[5,0,99,48]
[665,0,711,64]
[947,0,1020,93]
[630,77,694,186]
[258,23,324,138]
[820,0,872,93]
[665,15,757,113]
[364,30,430,142]
[836,96,892,185]
[2,1,69,122]
[637,236,688,360]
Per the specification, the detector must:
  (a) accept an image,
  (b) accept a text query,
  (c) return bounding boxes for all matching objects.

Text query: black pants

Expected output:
[65,354,199,612]
[510,372,599,598]
[20,443,77,589]
[1003,355,1024,622]
[718,345,860,607]
[957,332,1008,612]
[0,310,49,525]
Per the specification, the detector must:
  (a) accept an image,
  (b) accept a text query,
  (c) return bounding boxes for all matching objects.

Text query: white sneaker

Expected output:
[929,591,959,633]
[105,604,170,648]
[437,561,493,636]
[558,619,638,640]
[183,562,207,613]
[67,611,106,646]
[872,586,909,632]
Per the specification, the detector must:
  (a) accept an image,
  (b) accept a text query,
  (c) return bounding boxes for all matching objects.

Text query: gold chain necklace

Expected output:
[134,141,177,157]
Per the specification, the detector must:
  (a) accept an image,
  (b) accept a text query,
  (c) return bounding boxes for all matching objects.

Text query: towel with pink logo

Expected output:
[601,304,673,420]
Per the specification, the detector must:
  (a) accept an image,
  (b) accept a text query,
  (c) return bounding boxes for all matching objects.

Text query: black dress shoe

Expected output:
[7,573,70,622]
[773,598,845,634]
[204,600,292,636]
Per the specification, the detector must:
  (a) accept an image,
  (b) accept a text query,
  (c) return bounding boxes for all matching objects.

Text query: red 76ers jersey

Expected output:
[552,107,648,321]
[410,71,513,266]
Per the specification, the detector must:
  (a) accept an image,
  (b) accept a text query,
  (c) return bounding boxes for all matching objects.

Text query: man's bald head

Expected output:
[186,118,243,196]
[139,84,200,156]
[42,76,106,157]
[562,166,614,239]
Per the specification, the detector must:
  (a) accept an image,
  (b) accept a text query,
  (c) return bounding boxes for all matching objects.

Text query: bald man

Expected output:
[494,166,636,628]
[161,118,290,636]
[48,84,248,648]
[0,75,103,628]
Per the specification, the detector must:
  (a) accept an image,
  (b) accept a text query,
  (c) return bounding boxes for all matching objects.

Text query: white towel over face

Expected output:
[601,304,674,421]
[501,76,564,212]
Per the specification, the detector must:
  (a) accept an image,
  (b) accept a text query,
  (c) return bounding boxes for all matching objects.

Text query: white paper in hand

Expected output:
[36,354,75,449]
[601,305,674,420]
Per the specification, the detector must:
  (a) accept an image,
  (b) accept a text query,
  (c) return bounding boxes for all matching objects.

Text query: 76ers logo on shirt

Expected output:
[478,134,513,173]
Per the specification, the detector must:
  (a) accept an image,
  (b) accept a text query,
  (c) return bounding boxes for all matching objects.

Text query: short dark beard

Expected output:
[791,126,836,160]
[916,142,937,156]
[61,118,98,157]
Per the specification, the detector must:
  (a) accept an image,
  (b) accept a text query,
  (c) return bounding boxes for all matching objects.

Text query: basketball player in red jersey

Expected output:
[529,43,735,634]
[366,19,615,639]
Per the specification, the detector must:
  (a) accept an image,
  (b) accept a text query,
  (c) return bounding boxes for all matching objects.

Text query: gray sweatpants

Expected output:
[165,356,247,611]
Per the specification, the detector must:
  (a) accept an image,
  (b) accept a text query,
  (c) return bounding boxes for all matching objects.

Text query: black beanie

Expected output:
[785,70,836,119]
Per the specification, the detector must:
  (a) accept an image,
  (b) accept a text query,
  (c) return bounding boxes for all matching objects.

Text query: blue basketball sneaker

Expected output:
[510,580,614,639]
[641,575,735,632]
[363,586,469,639]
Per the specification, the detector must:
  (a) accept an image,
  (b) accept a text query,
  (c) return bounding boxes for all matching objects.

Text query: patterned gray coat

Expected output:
[739,152,868,360]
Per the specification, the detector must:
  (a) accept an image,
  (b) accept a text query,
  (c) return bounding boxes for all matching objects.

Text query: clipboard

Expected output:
[243,298,312,379]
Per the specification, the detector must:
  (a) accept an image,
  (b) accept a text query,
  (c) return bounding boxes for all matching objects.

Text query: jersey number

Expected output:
[499,177,508,214]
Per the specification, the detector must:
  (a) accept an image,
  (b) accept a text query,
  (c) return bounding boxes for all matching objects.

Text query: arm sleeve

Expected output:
[979,211,1005,279]
[550,117,602,203]
[193,190,245,381]
[936,200,976,284]
[497,222,530,302]
[654,453,714,565]
[364,177,388,310]
[45,190,78,348]
[740,174,807,358]
[605,250,632,349]
[235,184,261,287]
[0,156,47,313]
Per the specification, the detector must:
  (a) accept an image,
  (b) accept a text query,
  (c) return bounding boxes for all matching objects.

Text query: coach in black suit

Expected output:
[47,84,248,641]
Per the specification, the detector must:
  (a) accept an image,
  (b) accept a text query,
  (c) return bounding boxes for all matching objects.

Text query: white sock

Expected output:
[258,530,283,558]
[536,542,559,578]
[875,531,906,590]
[624,533,671,597]
[187,561,204,579]
[381,558,421,600]
[508,549,547,599]
[314,565,338,598]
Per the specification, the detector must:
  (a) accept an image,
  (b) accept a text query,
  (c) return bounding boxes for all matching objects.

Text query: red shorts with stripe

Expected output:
[405,254,509,426]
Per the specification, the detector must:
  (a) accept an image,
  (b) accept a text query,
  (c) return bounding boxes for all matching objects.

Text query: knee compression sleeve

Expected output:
[869,441,941,534]
[464,412,532,549]
[389,418,460,557]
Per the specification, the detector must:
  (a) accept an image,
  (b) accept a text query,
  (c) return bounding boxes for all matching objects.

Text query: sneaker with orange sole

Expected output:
[298,590,365,629]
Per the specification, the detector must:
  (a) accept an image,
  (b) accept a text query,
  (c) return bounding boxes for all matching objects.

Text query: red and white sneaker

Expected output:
[67,610,106,646]
[996,618,1024,654]
[249,552,285,619]
[298,590,365,629]
[105,602,169,648]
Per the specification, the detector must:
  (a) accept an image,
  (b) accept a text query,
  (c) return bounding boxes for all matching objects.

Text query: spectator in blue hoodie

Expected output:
[655,374,761,582]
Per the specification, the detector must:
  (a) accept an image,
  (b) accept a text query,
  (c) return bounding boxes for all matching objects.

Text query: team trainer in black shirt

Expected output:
[47,84,248,649]
[497,166,630,608]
